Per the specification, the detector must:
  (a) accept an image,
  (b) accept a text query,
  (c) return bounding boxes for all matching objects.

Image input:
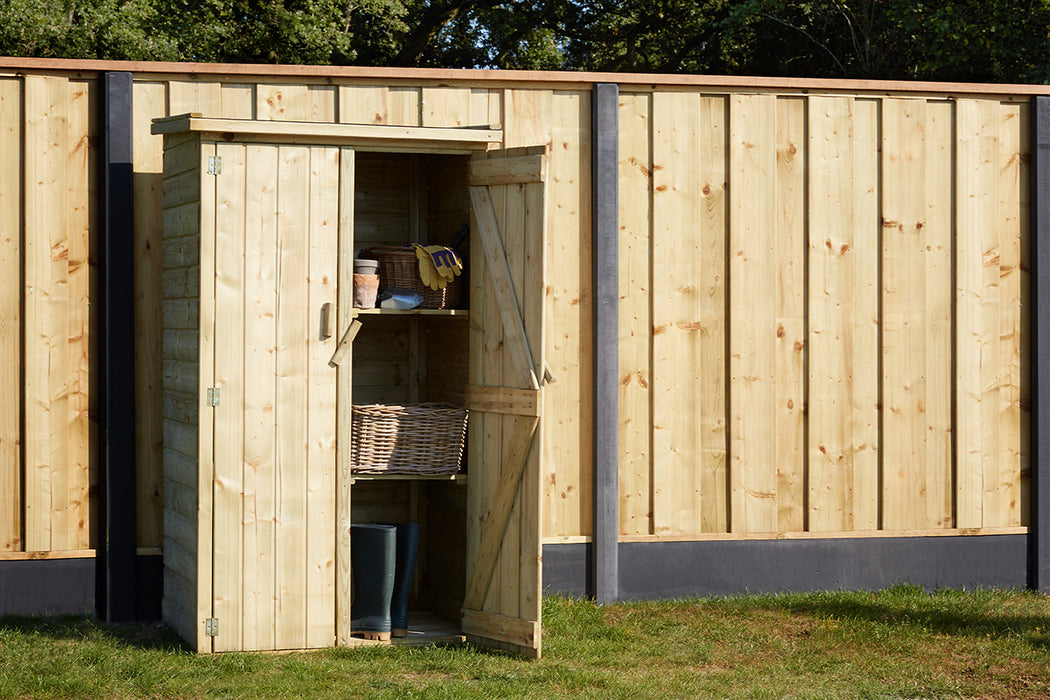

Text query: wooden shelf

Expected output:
[349,473,466,484]
[353,308,469,317]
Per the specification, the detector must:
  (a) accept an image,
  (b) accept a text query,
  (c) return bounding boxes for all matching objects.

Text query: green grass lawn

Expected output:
[2,586,1049,699]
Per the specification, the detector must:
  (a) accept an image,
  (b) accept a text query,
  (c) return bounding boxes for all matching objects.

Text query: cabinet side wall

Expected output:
[160,133,203,647]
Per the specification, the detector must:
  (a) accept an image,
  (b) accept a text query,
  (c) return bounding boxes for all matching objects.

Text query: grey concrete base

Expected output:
[543,542,591,598]
[543,535,1029,601]
[0,559,96,617]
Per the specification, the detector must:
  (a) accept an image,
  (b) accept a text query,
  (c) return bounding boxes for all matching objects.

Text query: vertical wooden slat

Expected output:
[881,98,929,530]
[774,96,806,533]
[956,99,1001,528]
[23,75,67,552]
[305,145,337,648]
[521,175,546,622]
[211,142,246,652]
[221,84,255,119]
[309,85,337,122]
[696,96,728,535]
[257,84,310,122]
[335,147,354,647]
[480,180,504,612]
[651,91,702,535]
[168,81,222,118]
[471,88,502,128]
[617,92,652,536]
[544,91,591,541]
[729,93,778,534]
[499,168,526,619]
[275,145,310,649]
[133,80,168,550]
[925,101,954,529]
[851,98,882,531]
[808,95,879,532]
[504,89,553,150]
[1017,102,1032,528]
[241,143,278,651]
[63,79,92,551]
[338,85,420,126]
[196,141,217,652]
[0,78,20,551]
[422,86,471,127]
[999,101,1025,527]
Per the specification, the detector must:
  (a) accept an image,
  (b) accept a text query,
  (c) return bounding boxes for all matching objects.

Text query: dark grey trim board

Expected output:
[0,559,95,617]
[543,543,591,598]
[1030,95,1050,593]
[98,71,138,623]
[542,535,1028,600]
[591,82,619,605]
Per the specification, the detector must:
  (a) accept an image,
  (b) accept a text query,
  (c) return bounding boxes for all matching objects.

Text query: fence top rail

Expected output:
[2,55,1049,98]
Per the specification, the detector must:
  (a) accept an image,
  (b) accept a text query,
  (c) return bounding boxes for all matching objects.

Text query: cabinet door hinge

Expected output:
[206,387,221,407]
[205,618,218,637]
[207,156,222,175]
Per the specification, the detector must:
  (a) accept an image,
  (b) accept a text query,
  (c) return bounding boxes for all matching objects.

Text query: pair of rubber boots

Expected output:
[350,522,419,641]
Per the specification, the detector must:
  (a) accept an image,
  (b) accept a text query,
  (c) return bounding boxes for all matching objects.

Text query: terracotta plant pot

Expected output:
[353,273,379,308]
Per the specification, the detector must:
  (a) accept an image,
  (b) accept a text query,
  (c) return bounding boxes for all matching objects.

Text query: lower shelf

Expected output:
[346,611,465,648]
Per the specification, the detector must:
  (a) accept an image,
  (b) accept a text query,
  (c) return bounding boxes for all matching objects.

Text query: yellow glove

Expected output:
[413,244,446,290]
[424,245,463,281]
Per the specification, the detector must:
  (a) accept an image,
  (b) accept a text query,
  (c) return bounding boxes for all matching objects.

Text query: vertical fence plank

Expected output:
[851,98,882,531]
[305,146,338,647]
[422,86,472,127]
[651,91,703,535]
[544,91,591,541]
[774,96,807,533]
[257,84,310,122]
[1017,102,1032,528]
[729,93,778,534]
[956,99,1001,528]
[133,80,168,550]
[168,81,222,118]
[697,96,728,535]
[64,79,93,551]
[881,98,929,530]
[924,101,955,529]
[808,95,880,532]
[221,84,255,119]
[999,101,1025,527]
[338,86,420,126]
[23,76,68,552]
[617,92,652,536]
[0,78,20,551]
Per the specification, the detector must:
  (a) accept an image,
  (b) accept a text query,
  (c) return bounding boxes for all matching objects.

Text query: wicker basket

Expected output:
[362,246,461,310]
[350,403,468,476]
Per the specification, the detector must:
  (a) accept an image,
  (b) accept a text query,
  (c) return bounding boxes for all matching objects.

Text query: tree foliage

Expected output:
[1,0,1049,83]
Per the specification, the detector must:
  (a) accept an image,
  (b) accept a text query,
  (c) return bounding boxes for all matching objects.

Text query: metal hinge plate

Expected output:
[205,618,218,637]
[207,387,221,407]
[207,156,222,175]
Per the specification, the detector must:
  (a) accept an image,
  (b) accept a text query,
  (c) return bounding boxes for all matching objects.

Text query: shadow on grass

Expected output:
[746,587,1050,650]
[0,614,189,652]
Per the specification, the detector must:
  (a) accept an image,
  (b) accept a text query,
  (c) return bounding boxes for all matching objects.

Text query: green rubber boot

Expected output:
[350,524,396,641]
[381,522,420,637]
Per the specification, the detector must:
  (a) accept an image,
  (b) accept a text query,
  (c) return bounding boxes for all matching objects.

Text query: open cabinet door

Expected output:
[463,147,548,658]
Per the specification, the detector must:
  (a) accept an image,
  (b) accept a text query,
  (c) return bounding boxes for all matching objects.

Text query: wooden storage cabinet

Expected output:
[157,115,548,656]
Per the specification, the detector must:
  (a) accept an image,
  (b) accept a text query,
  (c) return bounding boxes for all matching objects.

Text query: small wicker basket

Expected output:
[350,403,468,476]
[362,246,461,309]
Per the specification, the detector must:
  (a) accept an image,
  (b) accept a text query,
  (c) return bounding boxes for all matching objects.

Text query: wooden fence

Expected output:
[0,62,1034,559]
[616,91,1030,540]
